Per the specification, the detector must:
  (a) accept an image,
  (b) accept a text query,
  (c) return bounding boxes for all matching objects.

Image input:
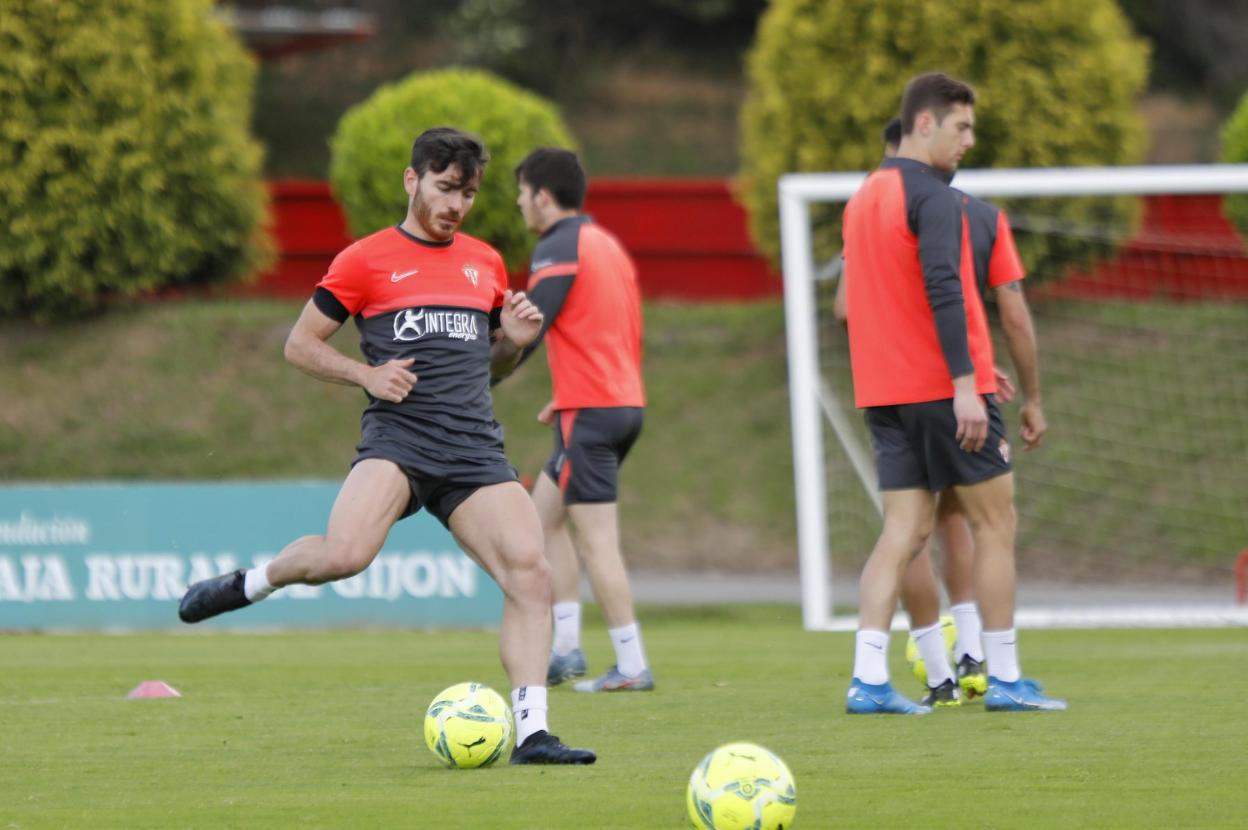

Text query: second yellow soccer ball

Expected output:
[686,741,797,830]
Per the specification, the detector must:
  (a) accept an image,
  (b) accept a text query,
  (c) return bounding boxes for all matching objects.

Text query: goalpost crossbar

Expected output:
[778,164,1248,632]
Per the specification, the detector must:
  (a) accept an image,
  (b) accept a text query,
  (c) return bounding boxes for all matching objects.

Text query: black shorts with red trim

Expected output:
[543,407,644,505]
[865,394,1011,492]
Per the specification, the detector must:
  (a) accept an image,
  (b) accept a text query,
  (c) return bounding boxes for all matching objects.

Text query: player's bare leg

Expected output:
[847,489,935,714]
[951,474,1017,633]
[954,473,1065,710]
[934,488,987,696]
[531,472,587,684]
[178,459,407,622]
[567,500,652,692]
[267,459,408,585]
[450,480,595,763]
[859,489,935,631]
[450,481,551,687]
[900,542,942,631]
[567,502,635,627]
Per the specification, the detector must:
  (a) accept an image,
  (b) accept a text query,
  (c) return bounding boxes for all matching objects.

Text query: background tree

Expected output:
[738,0,1150,278]
[328,68,575,270]
[1220,90,1248,237]
[0,0,271,319]
[1119,0,1248,107]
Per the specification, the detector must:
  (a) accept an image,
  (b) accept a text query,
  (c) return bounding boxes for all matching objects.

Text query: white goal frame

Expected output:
[778,164,1248,632]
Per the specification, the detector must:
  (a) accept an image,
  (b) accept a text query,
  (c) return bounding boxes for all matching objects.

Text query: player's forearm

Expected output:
[1001,314,1041,403]
[284,332,369,388]
[489,336,524,381]
[997,286,1042,403]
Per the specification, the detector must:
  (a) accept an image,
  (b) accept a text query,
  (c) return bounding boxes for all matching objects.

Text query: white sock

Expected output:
[852,629,890,685]
[552,602,581,655]
[912,621,955,687]
[511,686,549,746]
[951,602,984,661]
[243,565,276,602]
[983,628,1021,682]
[608,622,648,677]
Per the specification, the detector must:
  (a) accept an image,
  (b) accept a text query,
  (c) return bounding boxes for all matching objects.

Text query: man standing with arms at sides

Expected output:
[835,117,1049,707]
[178,127,596,764]
[840,74,1065,714]
[506,147,653,693]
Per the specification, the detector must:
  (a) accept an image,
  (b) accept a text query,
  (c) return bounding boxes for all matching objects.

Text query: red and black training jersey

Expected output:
[842,157,996,408]
[523,216,645,410]
[959,192,1026,298]
[313,225,510,473]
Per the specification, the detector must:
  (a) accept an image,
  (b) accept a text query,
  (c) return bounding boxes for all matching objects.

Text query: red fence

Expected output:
[253,179,1248,301]
[252,178,779,301]
[1042,194,1248,300]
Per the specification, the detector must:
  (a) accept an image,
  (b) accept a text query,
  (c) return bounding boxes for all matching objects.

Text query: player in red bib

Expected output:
[841,75,1065,714]
[505,148,652,693]
[836,118,1049,706]
[179,127,596,764]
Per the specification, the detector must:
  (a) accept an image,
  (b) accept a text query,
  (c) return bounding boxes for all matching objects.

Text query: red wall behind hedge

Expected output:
[249,179,1248,301]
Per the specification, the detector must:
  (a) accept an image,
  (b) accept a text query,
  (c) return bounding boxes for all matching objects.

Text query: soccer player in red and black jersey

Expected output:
[505,148,653,693]
[836,117,1049,707]
[178,127,596,764]
[841,75,1065,713]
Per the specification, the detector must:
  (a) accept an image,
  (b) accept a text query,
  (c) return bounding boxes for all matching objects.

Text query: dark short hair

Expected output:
[900,73,976,136]
[410,127,489,184]
[514,147,587,210]
[882,117,902,148]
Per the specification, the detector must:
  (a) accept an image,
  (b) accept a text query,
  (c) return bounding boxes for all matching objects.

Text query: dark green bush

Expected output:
[739,0,1149,278]
[0,0,272,319]
[329,68,575,270]
[1220,91,1248,237]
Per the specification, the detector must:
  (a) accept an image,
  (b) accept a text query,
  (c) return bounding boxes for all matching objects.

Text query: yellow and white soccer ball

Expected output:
[904,614,959,686]
[686,742,797,830]
[423,682,513,769]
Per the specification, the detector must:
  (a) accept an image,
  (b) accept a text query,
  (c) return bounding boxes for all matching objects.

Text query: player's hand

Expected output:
[993,366,1016,403]
[953,388,988,452]
[1019,401,1047,450]
[500,289,544,348]
[537,400,555,425]
[365,358,417,402]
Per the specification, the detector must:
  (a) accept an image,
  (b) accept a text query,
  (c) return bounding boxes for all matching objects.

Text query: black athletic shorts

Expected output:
[865,394,1011,492]
[353,444,518,529]
[543,407,644,505]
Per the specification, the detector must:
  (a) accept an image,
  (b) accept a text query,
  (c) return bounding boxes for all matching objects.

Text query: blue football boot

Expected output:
[846,679,932,714]
[573,665,655,692]
[546,648,588,686]
[984,676,1068,711]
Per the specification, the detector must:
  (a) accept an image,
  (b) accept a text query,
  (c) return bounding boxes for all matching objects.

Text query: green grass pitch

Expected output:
[3,605,1246,828]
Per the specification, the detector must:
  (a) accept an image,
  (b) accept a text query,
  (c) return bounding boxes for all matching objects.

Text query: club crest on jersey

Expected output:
[393,307,480,342]
[462,264,479,287]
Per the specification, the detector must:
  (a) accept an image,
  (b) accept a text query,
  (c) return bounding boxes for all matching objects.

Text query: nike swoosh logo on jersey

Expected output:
[391,269,420,282]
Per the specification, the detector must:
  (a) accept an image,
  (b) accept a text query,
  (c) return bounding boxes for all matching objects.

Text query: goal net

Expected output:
[778,165,1248,631]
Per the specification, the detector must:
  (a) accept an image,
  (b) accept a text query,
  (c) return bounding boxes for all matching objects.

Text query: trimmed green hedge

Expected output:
[0,0,271,319]
[739,0,1149,278]
[329,68,575,270]
[1220,91,1248,238]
